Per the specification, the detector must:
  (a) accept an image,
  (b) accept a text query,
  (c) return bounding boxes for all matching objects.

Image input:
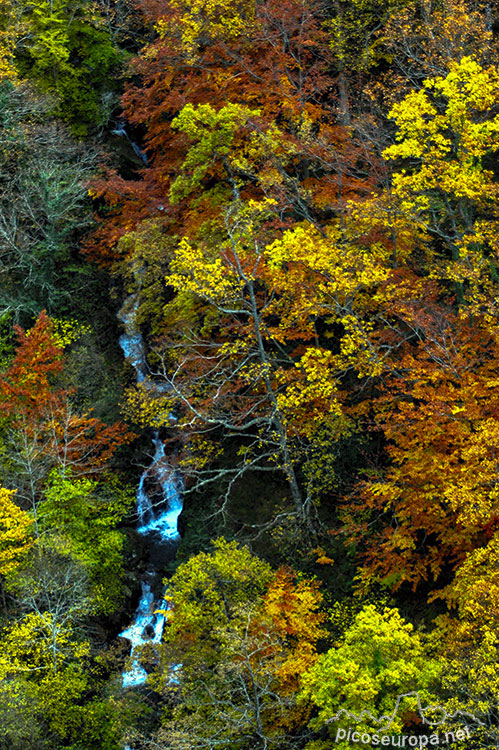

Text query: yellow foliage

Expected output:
[0,487,34,577]
[167,235,245,305]
[266,223,389,378]
[0,612,90,678]
[0,0,22,83]
[275,348,345,438]
[441,530,499,629]
[328,0,404,71]
[49,318,91,348]
[25,316,90,349]
[156,0,256,61]
[383,57,499,280]
[313,546,335,566]
[123,383,175,429]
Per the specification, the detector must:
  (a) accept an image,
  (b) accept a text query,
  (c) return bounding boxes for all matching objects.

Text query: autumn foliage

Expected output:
[86,0,377,267]
[0,311,135,480]
[3,0,499,748]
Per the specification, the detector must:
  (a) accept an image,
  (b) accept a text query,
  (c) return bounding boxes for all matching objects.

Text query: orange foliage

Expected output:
[344,299,499,593]
[262,567,325,696]
[0,312,135,478]
[86,0,378,267]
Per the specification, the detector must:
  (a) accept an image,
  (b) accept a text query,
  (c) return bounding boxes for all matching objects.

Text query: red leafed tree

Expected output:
[342,296,499,596]
[0,312,135,508]
[86,0,378,266]
[0,310,65,413]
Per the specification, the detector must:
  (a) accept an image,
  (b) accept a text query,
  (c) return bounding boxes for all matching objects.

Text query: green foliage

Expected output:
[162,537,274,664]
[116,218,177,336]
[12,0,122,134]
[38,471,132,614]
[300,605,442,747]
[0,82,98,320]
[0,615,122,749]
[0,473,127,747]
[170,102,263,203]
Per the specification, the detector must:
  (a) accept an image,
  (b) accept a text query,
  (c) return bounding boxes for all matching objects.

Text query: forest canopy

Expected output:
[0,1,498,748]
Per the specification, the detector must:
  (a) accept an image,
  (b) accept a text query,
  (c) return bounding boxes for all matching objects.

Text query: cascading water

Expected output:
[120,576,167,688]
[136,435,183,540]
[117,294,183,695]
[111,119,149,165]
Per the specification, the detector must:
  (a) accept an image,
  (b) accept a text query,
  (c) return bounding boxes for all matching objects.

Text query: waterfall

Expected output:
[136,436,183,539]
[111,119,149,165]
[120,577,167,688]
[117,294,182,697]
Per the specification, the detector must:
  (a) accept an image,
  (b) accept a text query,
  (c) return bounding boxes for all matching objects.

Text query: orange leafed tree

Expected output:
[86,0,378,267]
[263,566,325,700]
[343,299,499,595]
[0,312,135,505]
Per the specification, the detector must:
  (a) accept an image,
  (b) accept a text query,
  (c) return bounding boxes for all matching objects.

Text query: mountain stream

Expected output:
[117,294,183,700]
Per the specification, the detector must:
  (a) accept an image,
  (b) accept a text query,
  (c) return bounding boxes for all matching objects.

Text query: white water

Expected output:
[118,295,182,694]
[120,577,167,688]
[136,436,182,540]
[118,295,147,382]
[111,119,149,165]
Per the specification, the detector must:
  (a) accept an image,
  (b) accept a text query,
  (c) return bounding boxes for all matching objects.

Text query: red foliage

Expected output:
[342,297,499,592]
[0,312,135,477]
[86,0,378,266]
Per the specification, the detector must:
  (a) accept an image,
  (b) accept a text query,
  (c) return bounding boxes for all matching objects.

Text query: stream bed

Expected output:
[118,294,183,700]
